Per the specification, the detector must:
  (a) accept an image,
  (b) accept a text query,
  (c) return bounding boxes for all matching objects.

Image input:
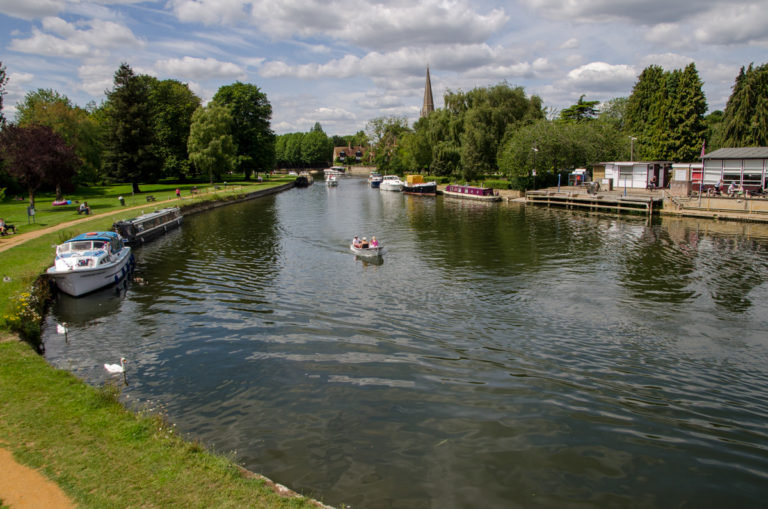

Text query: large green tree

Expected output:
[212,82,275,178]
[721,63,768,146]
[301,123,333,167]
[15,89,102,184]
[187,103,236,183]
[625,64,707,160]
[560,95,600,123]
[102,63,161,193]
[143,77,201,180]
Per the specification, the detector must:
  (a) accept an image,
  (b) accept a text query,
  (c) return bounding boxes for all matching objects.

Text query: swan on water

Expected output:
[104,357,127,374]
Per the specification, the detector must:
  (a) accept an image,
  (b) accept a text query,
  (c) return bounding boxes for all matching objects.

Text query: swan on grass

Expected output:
[104,357,127,374]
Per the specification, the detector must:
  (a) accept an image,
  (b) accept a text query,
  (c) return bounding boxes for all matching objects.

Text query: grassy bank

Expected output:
[0,339,320,508]
[0,179,292,321]
[0,178,326,508]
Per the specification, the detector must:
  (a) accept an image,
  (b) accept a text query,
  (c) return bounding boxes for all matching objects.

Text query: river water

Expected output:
[44,178,768,508]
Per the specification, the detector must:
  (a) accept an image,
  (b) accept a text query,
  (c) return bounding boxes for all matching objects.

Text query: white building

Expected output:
[701,147,768,191]
[599,161,672,189]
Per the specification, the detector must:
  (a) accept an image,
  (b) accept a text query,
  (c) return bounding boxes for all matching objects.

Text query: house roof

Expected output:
[703,147,768,159]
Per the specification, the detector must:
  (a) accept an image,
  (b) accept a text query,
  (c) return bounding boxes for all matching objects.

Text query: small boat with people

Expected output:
[443,184,502,202]
[326,173,339,186]
[380,175,404,192]
[112,207,183,245]
[47,231,134,297]
[402,175,437,196]
[369,172,383,188]
[350,235,385,258]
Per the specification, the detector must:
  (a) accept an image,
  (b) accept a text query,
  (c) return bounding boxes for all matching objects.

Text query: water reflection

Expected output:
[43,180,768,508]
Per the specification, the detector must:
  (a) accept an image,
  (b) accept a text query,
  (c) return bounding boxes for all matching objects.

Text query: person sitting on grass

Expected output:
[78,201,91,215]
[0,218,16,235]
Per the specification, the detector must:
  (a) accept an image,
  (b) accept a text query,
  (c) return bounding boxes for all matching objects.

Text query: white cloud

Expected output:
[520,0,721,25]
[170,0,508,50]
[564,61,637,91]
[9,17,143,57]
[0,0,63,20]
[639,53,694,71]
[77,64,115,96]
[155,56,247,80]
[693,4,768,45]
[560,38,579,50]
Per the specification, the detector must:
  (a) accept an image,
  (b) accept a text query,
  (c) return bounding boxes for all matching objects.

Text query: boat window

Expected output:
[71,241,94,251]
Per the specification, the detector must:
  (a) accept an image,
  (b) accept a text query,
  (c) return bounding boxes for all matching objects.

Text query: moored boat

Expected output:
[402,175,437,196]
[369,172,383,188]
[380,175,404,192]
[47,231,134,297]
[112,207,182,245]
[443,184,502,202]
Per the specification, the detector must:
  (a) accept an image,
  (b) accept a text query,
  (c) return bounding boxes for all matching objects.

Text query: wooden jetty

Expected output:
[526,189,662,215]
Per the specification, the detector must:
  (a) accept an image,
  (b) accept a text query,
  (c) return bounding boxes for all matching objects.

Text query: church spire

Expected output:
[420,66,434,118]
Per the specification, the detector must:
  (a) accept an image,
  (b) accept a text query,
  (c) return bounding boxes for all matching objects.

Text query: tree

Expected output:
[626,65,665,159]
[598,97,628,131]
[560,95,600,123]
[144,78,201,180]
[721,63,768,146]
[213,82,275,178]
[668,63,707,161]
[102,63,161,193]
[0,124,80,205]
[188,103,236,184]
[301,127,333,167]
[0,61,8,127]
[15,89,102,184]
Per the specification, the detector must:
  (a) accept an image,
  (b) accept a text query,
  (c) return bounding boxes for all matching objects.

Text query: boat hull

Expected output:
[113,207,183,245]
[350,244,385,258]
[403,183,437,196]
[47,248,133,297]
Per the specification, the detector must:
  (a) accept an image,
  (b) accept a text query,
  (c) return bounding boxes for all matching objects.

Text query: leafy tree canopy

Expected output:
[187,103,235,183]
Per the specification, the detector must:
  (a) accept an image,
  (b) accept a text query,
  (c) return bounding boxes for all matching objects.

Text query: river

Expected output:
[43,177,768,508]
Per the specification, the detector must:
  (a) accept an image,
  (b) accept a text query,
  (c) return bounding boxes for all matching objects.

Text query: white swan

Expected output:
[104,357,127,374]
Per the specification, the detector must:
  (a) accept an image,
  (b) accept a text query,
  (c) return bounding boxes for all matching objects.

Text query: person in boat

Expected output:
[353,235,361,248]
[361,237,369,249]
[370,236,379,248]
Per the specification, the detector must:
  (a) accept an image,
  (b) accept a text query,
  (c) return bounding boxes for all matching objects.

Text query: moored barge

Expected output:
[112,207,183,245]
[443,184,501,202]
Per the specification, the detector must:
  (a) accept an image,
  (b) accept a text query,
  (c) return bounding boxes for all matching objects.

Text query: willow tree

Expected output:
[187,103,235,184]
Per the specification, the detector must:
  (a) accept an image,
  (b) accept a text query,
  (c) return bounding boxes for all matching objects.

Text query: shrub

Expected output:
[2,280,49,349]
[482,179,511,190]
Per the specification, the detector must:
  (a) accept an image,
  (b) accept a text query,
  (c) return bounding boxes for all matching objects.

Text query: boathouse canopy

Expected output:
[702,147,768,190]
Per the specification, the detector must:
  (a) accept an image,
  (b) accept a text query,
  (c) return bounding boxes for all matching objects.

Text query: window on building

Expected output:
[703,160,722,184]
[743,159,764,188]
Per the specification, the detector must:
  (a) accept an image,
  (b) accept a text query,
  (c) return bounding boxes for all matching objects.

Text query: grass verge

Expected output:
[0,339,320,508]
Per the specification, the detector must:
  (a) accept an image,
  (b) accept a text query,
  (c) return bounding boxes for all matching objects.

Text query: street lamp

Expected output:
[629,136,637,162]
[532,147,538,190]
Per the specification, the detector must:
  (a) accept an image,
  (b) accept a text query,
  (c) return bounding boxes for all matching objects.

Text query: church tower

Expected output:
[420,66,434,118]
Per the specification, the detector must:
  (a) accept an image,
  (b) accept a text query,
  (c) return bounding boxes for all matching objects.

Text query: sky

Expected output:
[1,0,767,136]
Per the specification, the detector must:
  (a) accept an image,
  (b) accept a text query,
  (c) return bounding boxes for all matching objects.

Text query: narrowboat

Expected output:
[443,185,502,202]
[112,207,183,245]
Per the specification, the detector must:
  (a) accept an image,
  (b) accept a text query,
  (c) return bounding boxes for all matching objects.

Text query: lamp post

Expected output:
[532,147,538,190]
[629,136,637,162]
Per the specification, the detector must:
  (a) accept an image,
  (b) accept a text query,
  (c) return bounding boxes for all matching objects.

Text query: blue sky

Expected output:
[1,0,767,136]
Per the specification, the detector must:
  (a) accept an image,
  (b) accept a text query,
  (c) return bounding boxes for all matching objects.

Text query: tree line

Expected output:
[363,62,768,189]
[0,62,275,205]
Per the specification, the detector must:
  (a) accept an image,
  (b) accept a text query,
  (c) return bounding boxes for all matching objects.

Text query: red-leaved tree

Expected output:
[0,124,80,205]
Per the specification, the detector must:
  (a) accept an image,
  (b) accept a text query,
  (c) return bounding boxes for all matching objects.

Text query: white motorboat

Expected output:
[350,244,385,258]
[368,172,383,188]
[47,231,134,297]
[326,174,339,186]
[380,175,404,192]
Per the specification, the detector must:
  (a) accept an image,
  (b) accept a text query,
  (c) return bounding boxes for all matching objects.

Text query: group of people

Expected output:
[711,179,751,197]
[0,218,16,236]
[352,235,379,249]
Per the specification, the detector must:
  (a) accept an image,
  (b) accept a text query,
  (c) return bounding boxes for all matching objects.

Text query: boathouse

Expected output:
[701,147,768,192]
[598,161,672,190]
